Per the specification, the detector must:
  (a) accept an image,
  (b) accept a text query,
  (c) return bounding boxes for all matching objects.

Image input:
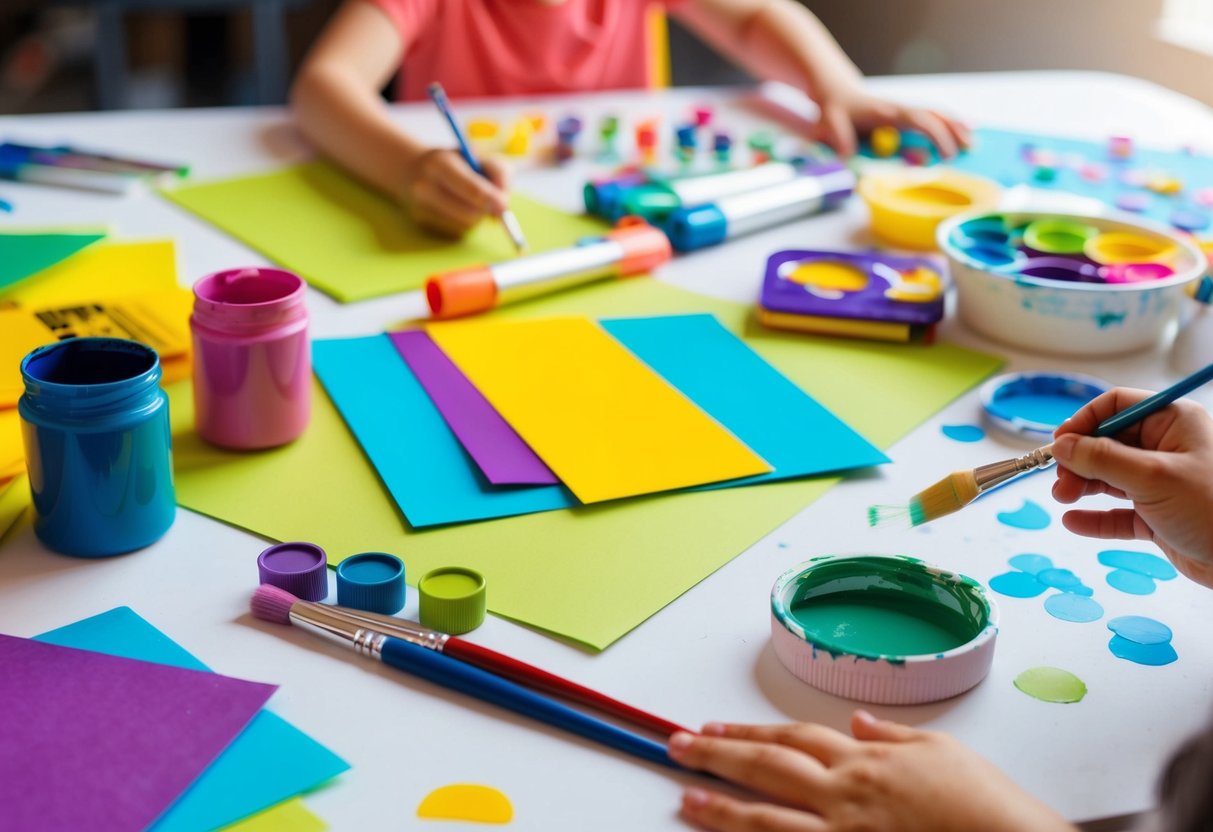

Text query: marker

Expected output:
[662,163,856,251]
[0,142,187,176]
[425,220,670,319]
[427,82,528,253]
[0,159,139,195]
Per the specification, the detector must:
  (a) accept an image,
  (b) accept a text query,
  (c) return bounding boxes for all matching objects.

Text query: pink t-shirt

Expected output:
[367,0,675,101]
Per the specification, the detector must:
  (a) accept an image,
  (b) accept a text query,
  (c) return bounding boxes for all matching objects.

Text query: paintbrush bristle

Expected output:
[251,584,299,625]
[908,470,979,526]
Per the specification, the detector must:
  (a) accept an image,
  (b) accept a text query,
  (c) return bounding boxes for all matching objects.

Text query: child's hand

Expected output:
[1052,388,1213,588]
[399,149,510,237]
[667,712,1075,832]
[813,87,970,161]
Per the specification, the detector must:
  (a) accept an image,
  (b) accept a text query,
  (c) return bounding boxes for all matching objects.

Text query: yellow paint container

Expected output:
[859,169,1001,251]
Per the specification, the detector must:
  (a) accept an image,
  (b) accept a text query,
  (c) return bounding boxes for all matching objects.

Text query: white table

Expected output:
[1,72,1211,831]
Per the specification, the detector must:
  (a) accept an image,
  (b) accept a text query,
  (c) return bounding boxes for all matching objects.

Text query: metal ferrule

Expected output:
[974,443,1056,493]
[289,602,450,652]
[717,168,856,236]
[492,240,625,304]
[287,605,387,658]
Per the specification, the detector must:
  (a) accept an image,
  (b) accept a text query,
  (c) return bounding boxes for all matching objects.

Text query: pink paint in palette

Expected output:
[0,633,277,832]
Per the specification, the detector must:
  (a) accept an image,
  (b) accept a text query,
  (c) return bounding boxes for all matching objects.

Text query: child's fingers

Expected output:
[479,155,512,191]
[902,108,958,159]
[429,150,509,214]
[816,104,858,158]
[1051,433,1165,497]
[936,111,972,150]
[1054,388,1155,438]
[411,179,484,234]
[1061,508,1154,542]
[1052,468,1129,504]
[702,722,857,765]
[680,789,827,832]
[668,732,830,809]
[850,709,923,743]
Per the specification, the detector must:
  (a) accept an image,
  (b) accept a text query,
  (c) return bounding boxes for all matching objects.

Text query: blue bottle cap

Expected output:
[663,204,728,252]
[258,542,329,601]
[336,552,406,615]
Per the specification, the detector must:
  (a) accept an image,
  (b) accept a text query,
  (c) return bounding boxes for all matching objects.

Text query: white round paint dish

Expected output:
[770,555,998,705]
[980,372,1111,441]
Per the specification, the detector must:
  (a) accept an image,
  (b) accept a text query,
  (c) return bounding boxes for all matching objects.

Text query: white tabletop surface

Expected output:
[2,71,1212,831]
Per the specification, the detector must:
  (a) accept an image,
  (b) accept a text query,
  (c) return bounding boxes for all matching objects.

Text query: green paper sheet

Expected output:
[171,279,1002,650]
[0,229,106,293]
[161,161,609,302]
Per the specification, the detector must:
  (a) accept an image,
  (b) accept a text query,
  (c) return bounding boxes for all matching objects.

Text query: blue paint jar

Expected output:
[19,338,176,557]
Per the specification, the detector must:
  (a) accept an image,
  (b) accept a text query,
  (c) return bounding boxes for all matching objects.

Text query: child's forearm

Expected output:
[675,0,863,102]
[290,63,422,202]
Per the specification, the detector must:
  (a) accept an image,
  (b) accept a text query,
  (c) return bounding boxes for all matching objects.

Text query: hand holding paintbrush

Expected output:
[874,361,1213,531]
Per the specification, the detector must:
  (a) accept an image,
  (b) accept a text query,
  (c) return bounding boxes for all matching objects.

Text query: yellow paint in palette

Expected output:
[428,317,771,503]
[417,784,513,824]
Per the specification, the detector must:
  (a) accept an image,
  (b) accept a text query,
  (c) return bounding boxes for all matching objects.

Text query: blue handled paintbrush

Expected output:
[871,360,1213,528]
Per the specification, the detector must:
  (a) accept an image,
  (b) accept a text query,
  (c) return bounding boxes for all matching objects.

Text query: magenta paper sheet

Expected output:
[0,633,277,832]
[389,329,558,485]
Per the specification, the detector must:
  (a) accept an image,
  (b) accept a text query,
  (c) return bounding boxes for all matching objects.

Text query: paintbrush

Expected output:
[874,360,1213,527]
[252,585,688,736]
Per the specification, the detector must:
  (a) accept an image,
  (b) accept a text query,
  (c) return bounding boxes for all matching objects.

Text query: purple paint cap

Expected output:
[257,542,329,601]
[336,552,406,615]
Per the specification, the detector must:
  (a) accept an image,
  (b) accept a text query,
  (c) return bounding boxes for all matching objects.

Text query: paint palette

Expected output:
[769,555,998,705]
[858,168,1002,250]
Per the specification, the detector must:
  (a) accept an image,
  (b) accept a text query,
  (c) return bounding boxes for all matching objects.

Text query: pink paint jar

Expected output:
[191,267,310,449]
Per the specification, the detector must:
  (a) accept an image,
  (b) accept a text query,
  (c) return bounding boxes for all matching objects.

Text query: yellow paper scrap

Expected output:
[218,798,327,832]
[428,316,770,502]
[0,474,28,542]
[417,784,513,824]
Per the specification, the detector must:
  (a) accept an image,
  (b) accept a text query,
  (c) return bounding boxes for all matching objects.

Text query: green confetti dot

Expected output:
[1013,666,1087,703]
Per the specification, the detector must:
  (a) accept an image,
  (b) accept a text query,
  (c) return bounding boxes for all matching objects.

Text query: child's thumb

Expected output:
[1052,433,1159,494]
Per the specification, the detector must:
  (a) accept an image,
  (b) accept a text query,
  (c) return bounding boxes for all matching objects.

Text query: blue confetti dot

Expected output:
[941,424,986,443]
[997,500,1051,530]
[1109,635,1178,666]
[1044,592,1104,623]
[1009,553,1054,575]
[1108,615,1172,645]
[1106,569,1158,595]
[1097,550,1178,580]
[1037,568,1082,590]
[989,571,1048,598]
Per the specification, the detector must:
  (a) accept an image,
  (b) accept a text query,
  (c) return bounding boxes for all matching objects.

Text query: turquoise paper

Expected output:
[35,607,348,832]
[601,314,890,485]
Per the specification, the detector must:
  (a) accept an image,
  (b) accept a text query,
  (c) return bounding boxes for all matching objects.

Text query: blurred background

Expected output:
[0,0,1210,113]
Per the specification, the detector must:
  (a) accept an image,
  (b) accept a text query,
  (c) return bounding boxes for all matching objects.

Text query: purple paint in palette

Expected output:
[389,330,558,486]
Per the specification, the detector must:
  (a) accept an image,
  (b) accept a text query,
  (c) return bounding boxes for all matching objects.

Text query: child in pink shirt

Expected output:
[292,0,969,237]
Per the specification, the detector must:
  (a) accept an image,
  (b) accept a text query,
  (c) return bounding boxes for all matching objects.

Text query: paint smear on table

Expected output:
[1013,667,1087,703]
[1098,550,1178,595]
[1044,592,1103,623]
[1008,553,1053,574]
[417,784,513,824]
[1108,615,1172,645]
[989,570,1048,598]
[1107,615,1178,666]
[941,424,985,442]
[1108,636,1178,666]
[997,499,1051,530]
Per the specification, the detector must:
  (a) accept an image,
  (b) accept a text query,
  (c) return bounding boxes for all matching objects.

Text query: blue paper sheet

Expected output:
[949,128,1213,229]
[34,607,348,832]
[313,335,577,528]
[601,314,889,486]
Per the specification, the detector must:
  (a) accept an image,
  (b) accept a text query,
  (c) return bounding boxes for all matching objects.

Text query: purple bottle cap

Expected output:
[257,542,328,601]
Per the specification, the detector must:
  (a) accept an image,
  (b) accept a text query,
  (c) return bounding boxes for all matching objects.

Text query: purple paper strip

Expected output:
[0,633,277,832]
[389,330,559,486]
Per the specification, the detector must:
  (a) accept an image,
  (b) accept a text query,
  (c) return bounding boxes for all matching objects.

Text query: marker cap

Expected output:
[663,204,728,252]
[426,265,497,319]
[419,566,487,635]
[608,219,672,275]
[336,552,406,615]
[257,542,328,601]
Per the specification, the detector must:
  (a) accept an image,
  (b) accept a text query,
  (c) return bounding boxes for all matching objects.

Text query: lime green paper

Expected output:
[161,162,609,302]
[172,279,1001,650]
[219,798,326,832]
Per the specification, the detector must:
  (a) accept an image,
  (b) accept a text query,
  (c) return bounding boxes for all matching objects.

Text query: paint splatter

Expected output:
[1108,636,1178,666]
[1044,592,1104,623]
[1108,616,1172,645]
[418,784,513,824]
[997,499,1051,530]
[1098,549,1178,595]
[1037,568,1082,591]
[1014,667,1087,703]
[1008,553,1053,574]
[989,571,1049,598]
[941,424,985,442]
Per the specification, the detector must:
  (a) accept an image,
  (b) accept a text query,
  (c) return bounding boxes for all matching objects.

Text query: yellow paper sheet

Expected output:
[0,409,21,481]
[0,240,181,306]
[428,317,770,502]
[0,474,28,542]
[218,798,327,832]
[172,278,1003,650]
[161,161,610,303]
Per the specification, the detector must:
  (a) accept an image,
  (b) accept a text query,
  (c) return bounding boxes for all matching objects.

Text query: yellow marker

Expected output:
[503,119,532,156]
[870,125,901,158]
[417,784,513,824]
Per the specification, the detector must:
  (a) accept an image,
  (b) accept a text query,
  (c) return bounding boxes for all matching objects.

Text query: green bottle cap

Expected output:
[418,566,487,635]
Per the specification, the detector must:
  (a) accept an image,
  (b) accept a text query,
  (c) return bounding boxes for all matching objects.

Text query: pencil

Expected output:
[426,82,528,253]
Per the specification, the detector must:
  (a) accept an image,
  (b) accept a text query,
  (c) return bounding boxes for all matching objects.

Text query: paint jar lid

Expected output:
[335,552,406,615]
[257,542,328,602]
[419,567,487,635]
[769,554,999,705]
[980,372,1111,441]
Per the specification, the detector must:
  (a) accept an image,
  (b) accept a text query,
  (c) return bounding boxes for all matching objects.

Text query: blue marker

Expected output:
[663,162,856,251]
[427,82,527,253]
